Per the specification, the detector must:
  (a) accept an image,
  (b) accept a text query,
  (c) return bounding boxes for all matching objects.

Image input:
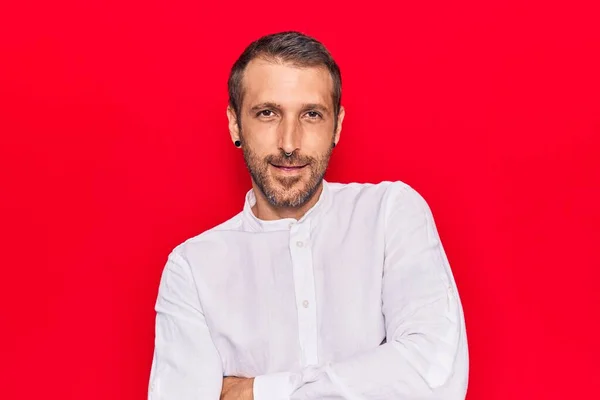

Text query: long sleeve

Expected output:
[148,250,223,399]
[253,184,469,400]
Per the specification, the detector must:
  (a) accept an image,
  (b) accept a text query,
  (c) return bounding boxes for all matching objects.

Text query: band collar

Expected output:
[243,180,331,232]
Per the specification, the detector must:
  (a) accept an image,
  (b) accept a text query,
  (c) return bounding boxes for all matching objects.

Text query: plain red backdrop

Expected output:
[1,1,599,399]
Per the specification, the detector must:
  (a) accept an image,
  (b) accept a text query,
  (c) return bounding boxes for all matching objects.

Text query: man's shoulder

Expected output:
[170,212,245,259]
[328,179,414,201]
[327,179,431,219]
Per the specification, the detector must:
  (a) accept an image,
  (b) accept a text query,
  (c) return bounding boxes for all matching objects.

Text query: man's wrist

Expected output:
[245,378,255,400]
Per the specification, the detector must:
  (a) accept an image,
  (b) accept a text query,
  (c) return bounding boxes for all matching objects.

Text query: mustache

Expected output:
[266,150,314,167]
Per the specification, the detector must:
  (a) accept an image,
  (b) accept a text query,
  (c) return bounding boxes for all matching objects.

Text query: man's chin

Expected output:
[262,181,305,207]
[272,175,304,190]
[271,183,324,209]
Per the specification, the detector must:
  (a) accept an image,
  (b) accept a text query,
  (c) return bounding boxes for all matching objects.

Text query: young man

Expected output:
[148,31,469,400]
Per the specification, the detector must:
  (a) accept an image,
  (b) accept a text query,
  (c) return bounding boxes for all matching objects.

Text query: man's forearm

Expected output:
[220,377,254,400]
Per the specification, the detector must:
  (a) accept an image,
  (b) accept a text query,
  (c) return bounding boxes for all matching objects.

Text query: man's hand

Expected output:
[220,376,254,400]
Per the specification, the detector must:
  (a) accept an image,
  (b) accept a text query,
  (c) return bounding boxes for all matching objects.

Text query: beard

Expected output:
[242,143,333,209]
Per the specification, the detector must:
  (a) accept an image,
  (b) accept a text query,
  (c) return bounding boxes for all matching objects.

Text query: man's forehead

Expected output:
[242,58,333,108]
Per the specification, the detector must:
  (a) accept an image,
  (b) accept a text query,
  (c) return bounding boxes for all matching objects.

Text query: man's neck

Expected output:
[251,182,324,221]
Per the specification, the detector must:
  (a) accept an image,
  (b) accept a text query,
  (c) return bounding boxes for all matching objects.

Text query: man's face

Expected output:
[229,58,344,209]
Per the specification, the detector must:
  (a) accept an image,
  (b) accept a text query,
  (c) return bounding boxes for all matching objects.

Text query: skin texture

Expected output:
[220,377,254,400]
[227,57,345,222]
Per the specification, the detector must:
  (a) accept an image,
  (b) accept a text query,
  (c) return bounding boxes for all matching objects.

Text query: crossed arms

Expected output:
[148,186,469,400]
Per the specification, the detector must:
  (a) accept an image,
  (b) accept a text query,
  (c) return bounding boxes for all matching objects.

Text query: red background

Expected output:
[1,1,599,399]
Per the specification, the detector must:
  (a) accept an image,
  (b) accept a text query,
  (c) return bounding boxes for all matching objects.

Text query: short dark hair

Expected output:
[228,31,342,129]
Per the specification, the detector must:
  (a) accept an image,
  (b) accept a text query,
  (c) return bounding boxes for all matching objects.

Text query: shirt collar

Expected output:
[243,180,332,232]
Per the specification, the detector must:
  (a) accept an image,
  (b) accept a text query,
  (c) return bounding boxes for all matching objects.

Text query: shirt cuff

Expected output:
[253,371,297,400]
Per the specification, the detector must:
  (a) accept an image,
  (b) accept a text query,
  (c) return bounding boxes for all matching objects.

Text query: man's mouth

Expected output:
[270,163,308,172]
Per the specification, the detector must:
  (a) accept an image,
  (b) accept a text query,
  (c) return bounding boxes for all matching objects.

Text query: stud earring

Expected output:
[234,140,241,147]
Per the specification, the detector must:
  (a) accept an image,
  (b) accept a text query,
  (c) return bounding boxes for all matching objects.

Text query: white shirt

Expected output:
[148,180,469,400]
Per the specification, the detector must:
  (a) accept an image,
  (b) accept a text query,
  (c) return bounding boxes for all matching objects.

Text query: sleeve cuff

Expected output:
[253,371,297,400]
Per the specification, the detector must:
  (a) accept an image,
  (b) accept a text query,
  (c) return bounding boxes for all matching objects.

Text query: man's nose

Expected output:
[278,118,301,155]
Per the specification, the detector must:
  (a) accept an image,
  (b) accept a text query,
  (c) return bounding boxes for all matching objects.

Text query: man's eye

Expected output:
[258,110,274,117]
[306,111,321,119]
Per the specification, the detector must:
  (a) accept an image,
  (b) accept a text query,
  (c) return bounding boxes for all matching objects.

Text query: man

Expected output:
[148,31,469,400]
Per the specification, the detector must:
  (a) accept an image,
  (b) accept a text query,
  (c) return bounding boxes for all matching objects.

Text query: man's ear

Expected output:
[227,106,240,144]
[334,106,345,146]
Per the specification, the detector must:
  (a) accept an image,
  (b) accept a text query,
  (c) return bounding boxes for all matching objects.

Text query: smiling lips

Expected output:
[271,163,307,172]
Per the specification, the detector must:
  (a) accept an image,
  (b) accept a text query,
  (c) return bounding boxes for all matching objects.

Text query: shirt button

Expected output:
[296,241,304,248]
[302,300,309,308]
[289,222,295,229]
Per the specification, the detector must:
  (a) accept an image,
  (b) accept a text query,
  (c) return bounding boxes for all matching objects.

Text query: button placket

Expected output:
[289,221,319,366]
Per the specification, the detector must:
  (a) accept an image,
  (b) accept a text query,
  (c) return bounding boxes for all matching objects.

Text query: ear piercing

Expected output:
[234,140,241,147]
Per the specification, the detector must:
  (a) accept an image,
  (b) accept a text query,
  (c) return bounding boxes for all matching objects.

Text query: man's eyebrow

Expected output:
[301,103,330,114]
[249,102,282,112]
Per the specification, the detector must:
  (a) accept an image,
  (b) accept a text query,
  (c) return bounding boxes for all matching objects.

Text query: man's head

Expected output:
[227,31,345,209]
